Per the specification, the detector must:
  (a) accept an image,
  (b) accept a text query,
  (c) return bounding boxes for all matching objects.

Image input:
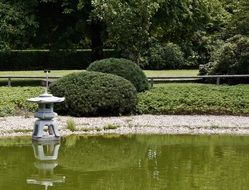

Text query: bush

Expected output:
[200,35,249,80]
[0,49,118,71]
[87,58,149,92]
[137,84,249,115]
[49,71,137,116]
[144,42,185,70]
[0,87,43,117]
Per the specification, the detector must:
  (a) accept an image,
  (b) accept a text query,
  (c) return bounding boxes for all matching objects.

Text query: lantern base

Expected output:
[32,119,60,141]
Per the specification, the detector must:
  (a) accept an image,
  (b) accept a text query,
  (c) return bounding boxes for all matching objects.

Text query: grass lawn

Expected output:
[144,69,198,76]
[0,70,82,77]
[0,83,248,117]
[0,70,82,86]
[0,69,198,77]
[0,69,199,86]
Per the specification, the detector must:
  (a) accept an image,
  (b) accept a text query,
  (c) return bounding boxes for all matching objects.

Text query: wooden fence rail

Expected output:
[0,74,248,87]
[0,76,60,87]
[147,75,249,86]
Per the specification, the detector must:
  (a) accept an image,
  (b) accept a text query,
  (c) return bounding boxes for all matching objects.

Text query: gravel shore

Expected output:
[0,115,249,137]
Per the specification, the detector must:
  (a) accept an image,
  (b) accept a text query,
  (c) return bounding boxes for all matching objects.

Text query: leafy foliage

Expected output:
[0,87,43,117]
[229,0,249,36]
[145,42,185,69]
[87,58,149,92]
[0,0,38,49]
[92,0,160,64]
[201,35,249,77]
[151,0,230,66]
[49,71,138,116]
[0,0,245,70]
[137,84,249,115]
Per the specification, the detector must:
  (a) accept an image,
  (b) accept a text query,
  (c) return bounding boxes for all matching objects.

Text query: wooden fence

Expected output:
[0,74,249,87]
[148,75,249,86]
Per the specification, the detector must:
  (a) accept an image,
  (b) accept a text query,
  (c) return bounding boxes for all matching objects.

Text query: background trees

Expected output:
[0,0,247,71]
[0,0,38,49]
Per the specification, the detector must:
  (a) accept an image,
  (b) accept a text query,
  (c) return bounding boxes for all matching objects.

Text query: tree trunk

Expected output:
[90,20,104,62]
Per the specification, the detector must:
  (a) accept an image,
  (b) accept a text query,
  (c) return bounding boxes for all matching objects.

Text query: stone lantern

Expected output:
[27,71,64,141]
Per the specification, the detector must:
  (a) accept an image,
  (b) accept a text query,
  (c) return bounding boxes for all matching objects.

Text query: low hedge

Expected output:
[137,84,249,115]
[1,84,249,117]
[0,87,43,117]
[0,49,118,71]
[49,71,137,116]
[87,58,149,92]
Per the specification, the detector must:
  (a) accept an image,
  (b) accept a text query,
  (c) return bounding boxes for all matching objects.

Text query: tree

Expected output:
[92,0,161,64]
[0,0,38,49]
[40,0,105,61]
[92,0,230,66]
[229,0,249,36]
[151,0,230,64]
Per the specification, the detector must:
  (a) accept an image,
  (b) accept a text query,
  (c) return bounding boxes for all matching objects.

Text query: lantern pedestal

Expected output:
[33,119,60,141]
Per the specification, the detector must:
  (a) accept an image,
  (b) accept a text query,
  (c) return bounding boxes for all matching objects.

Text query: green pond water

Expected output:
[1,135,249,190]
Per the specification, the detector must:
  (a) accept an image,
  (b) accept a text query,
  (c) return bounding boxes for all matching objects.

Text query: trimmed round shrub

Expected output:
[87,58,149,92]
[49,71,137,116]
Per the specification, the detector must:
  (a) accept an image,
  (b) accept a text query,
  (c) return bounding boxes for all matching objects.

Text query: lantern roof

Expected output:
[27,93,65,103]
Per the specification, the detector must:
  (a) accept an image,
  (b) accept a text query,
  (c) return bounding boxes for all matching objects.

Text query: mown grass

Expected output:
[0,69,198,86]
[0,70,81,77]
[137,83,249,115]
[0,69,198,77]
[0,70,81,87]
[144,69,198,76]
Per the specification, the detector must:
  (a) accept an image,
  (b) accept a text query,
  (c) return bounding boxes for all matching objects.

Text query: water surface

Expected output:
[1,135,249,190]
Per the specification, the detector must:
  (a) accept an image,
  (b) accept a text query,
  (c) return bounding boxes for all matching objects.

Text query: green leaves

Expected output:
[0,1,38,49]
[49,71,138,116]
[0,87,43,117]
[91,0,161,64]
[87,58,149,92]
[138,84,249,115]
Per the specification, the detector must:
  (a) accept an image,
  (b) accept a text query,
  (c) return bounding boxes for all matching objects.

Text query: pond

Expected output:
[1,135,249,190]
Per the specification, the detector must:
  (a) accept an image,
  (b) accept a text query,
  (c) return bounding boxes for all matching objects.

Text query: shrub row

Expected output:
[0,87,43,117]
[137,84,249,115]
[1,83,249,117]
[0,49,118,71]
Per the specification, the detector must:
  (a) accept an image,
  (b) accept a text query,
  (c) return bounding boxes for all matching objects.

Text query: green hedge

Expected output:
[0,49,118,71]
[137,84,249,115]
[0,87,43,117]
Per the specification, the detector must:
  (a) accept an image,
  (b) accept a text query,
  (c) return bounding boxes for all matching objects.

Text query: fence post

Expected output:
[150,78,154,88]
[8,77,11,87]
[216,77,220,85]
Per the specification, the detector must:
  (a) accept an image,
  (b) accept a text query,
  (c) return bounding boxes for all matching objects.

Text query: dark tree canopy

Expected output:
[0,0,38,49]
[0,0,246,68]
